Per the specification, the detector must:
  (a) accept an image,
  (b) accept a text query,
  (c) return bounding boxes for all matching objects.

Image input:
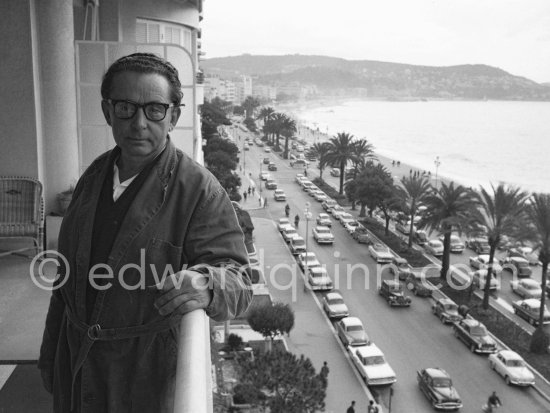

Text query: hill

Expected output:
[201,54,550,101]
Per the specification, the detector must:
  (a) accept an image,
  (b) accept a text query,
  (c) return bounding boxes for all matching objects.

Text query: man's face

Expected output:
[101,71,180,165]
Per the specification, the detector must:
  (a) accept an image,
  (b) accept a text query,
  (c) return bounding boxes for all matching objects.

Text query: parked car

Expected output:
[414,230,429,246]
[265,179,277,190]
[289,236,306,255]
[281,225,298,243]
[439,234,465,253]
[466,237,490,254]
[312,191,328,202]
[396,220,415,235]
[329,205,346,218]
[501,256,532,278]
[379,279,412,307]
[510,278,542,299]
[432,298,463,324]
[488,350,535,386]
[312,225,335,244]
[405,273,434,297]
[508,246,541,266]
[297,251,321,270]
[512,298,550,326]
[322,291,349,319]
[348,344,397,386]
[321,199,338,211]
[294,173,304,183]
[344,220,360,234]
[259,171,270,180]
[267,162,277,171]
[337,212,353,224]
[290,159,309,168]
[262,157,270,165]
[264,147,271,153]
[329,168,340,177]
[471,269,500,291]
[469,255,503,273]
[273,189,286,201]
[452,319,497,354]
[352,226,372,244]
[307,266,333,291]
[368,243,394,264]
[316,213,332,227]
[425,240,444,257]
[336,316,369,347]
[389,256,413,280]
[417,368,463,410]
[277,218,290,232]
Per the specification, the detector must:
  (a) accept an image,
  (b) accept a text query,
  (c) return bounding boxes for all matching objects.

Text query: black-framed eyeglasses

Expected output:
[106,99,184,121]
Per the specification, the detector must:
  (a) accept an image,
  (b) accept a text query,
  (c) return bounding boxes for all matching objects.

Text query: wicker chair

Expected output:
[0,176,44,256]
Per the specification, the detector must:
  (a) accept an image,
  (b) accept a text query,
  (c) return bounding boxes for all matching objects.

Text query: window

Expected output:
[136,18,193,50]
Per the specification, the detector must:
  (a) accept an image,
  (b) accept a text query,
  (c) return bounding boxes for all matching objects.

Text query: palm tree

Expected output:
[257,106,275,141]
[308,142,331,181]
[325,132,358,194]
[241,96,260,119]
[526,193,550,352]
[349,139,376,180]
[469,184,528,310]
[396,176,432,247]
[421,182,476,279]
[280,115,297,159]
[270,112,287,149]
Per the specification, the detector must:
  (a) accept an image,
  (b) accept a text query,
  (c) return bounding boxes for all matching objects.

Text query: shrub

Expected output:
[227,334,244,352]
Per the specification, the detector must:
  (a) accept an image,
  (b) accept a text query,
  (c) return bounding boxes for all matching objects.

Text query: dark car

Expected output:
[351,226,372,244]
[262,157,270,164]
[467,237,490,254]
[512,298,550,326]
[417,368,463,410]
[265,179,277,190]
[378,280,411,307]
[452,319,497,354]
[414,230,429,246]
[432,298,463,324]
[267,162,277,171]
[405,273,434,297]
[501,256,532,278]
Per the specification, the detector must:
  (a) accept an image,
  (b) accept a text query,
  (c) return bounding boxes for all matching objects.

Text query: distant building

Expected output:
[253,84,278,101]
[204,75,237,103]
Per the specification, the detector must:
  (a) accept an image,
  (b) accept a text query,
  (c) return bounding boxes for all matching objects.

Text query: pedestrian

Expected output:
[247,186,251,196]
[251,186,255,195]
[285,203,290,217]
[367,400,379,413]
[346,400,356,413]
[294,214,300,227]
[397,160,401,166]
[37,53,253,412]
[259,197,262,207]
[243,191,247,201]
[320,361,329,388]
[264,197,268,208]
[392,160,395,166]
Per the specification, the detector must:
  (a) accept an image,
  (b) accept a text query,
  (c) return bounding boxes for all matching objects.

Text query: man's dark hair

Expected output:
[101,53,183,104]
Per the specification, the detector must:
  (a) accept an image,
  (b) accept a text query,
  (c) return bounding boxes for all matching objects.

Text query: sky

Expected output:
[201,0,550,83]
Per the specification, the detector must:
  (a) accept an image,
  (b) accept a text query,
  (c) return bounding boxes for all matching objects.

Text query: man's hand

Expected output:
[153,270,213,317]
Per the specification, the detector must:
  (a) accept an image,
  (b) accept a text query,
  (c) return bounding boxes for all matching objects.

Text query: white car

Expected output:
[273,189,286,201]
[470,269,500,291]
[316,213,332,227]
[259,171,271,181]
[322,291,349,319]
[295,173,304,183]
[289,236,306,256]
[343,220,359,234]
[264,147,271,153]
[337,212,353,224]
[425,240,444,257]
[307,266,333,291]
[368,243,393,263]
[281,225,298,243]
[297,252,321,270]
[277,218,290,232]
[469,254,502,273]
[312,191,328,202]
[336,316,369,347]
[488,350,535,386]
[348,344,397,386]
[330,205,346,218]
[510,279,542,299]
[322,199,338,211]
[313,226,334,244]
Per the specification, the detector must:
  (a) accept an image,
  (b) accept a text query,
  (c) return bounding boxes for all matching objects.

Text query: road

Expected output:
[241,136,550,412]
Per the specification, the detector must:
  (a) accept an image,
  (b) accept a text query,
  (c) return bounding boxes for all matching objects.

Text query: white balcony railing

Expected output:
[173,309,213,413]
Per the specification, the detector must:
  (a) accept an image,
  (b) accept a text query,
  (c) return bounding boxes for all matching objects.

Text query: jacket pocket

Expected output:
[145,238,184,285]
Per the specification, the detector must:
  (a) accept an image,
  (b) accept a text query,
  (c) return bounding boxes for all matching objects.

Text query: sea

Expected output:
[291,100,550,194]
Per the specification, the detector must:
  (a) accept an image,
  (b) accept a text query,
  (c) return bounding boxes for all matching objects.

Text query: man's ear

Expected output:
[101,100,112,126]
[170,106,182,130]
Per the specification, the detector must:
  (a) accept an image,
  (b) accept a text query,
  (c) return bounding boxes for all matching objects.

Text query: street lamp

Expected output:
[304,202,312,288]
[258,156,263,194]
[434,156,441,189]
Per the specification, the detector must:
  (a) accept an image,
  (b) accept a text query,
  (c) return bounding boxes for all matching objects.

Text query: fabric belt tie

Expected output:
[65,307,181,409]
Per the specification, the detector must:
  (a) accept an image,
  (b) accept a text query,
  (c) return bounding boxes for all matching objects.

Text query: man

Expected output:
[346,400,356,413]
[38,53,252,412]
[367,400,379,413]
[485,391,502,412]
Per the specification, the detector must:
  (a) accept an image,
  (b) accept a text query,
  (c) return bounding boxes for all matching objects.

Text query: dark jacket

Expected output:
[38,139,252,412]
